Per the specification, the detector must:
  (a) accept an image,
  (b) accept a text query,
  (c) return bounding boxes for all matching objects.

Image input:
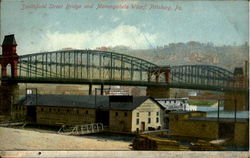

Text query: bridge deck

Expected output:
[1,76,247,92]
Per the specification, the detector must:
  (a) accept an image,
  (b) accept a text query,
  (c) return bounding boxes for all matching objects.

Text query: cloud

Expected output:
[111,16,120,22]
[40,25,159,51]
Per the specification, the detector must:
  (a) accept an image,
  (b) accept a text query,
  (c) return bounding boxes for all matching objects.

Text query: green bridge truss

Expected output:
[1,50,247,91]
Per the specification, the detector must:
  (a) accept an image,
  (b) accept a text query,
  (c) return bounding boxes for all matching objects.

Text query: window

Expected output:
[156,117,159,123]
[58,109,60,112]
[124,112,127,117]
[115,112,118,116]
[148,112,151,116]
[67,109,69,113]
[137,112,139,117]
[136,128,139,133]
[136,119,139,125]
[156,112,159,116]
[76,110,79,114]
[41,108,44,112]
[148,118,151,124]
[49,108,52,112]
[86,110,88,114]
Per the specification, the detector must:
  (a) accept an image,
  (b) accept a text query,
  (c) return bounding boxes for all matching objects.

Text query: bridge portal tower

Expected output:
[0,34,19,117]
[0,34,19,77]
[146,66,171,98]
[224,65,249,111]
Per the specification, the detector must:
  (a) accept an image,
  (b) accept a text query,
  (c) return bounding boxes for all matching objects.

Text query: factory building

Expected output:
[13,95,165,133]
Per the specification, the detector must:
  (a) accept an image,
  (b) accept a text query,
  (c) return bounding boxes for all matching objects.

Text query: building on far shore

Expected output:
[155,98,197,111]
[13,95,165,133]
[155,98,197,129]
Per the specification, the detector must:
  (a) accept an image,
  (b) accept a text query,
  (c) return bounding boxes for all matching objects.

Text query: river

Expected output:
[193,105,249,119]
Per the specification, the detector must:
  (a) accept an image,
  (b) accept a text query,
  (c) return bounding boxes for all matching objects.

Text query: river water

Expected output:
[194,105,249,119]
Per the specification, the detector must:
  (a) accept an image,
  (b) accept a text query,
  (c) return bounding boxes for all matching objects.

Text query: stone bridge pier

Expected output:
[146,86,170,98]
[0,82,19,115]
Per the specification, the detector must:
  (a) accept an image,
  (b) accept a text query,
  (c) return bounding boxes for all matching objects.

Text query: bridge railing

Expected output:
[58,123,104,135]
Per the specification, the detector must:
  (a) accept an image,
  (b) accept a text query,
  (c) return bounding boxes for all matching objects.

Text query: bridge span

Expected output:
[0,37,247,92]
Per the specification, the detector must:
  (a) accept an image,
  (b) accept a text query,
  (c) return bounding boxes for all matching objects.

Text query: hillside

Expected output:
[109,42,249,71]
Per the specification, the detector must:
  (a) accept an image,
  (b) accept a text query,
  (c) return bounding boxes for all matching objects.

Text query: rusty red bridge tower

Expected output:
[0,34,19,78]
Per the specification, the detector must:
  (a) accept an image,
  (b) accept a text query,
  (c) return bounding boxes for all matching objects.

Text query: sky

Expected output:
[1,0,249,55]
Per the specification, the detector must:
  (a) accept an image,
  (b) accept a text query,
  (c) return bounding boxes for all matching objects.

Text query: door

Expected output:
[96,110,110,126]
[165,117,170,129]
[141,122,145,131]
[27,106,37,122]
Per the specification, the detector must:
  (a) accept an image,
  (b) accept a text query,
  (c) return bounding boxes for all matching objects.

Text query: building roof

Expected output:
[2,34,17,46]
[15,95,162,111]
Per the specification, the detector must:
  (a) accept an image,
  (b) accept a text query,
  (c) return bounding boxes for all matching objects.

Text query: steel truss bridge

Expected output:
[1,50,247,91]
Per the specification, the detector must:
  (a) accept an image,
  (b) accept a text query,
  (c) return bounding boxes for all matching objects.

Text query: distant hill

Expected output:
[109,42,249,71]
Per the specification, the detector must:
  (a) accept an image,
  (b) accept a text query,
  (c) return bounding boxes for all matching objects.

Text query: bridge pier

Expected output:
[224,91,249,111]
[146,86,170,98]
[0,82,19,116]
